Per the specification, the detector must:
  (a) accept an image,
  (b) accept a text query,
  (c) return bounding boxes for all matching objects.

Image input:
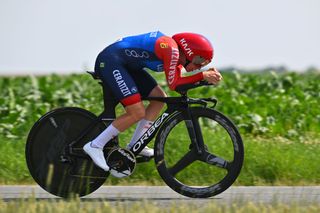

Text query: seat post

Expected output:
[86,71,119,119]
[100,82,119,119]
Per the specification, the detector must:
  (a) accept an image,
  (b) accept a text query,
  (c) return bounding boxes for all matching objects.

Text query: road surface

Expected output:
[0,186,319,205]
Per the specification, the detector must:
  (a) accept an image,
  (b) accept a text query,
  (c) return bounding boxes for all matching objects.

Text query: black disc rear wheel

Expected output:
[155,107,244,198]
[25,107,109,198]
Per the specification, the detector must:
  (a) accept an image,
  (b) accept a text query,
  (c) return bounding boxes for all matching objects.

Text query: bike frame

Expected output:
[67,72,217,158]
[130,96,204,156]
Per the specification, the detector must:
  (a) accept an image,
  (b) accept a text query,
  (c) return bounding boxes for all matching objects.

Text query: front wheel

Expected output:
[25,107,109,198]
[154,107,244,198]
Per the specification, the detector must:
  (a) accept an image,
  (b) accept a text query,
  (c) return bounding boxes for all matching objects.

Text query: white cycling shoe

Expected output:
[138,146,154,157]
[83,142,110,172]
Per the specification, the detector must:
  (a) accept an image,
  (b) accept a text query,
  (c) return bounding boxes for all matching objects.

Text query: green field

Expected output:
[1,198,319,213]
[0,70,319,185]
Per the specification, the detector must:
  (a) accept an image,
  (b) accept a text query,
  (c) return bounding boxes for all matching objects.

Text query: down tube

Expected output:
[129,110,177,156]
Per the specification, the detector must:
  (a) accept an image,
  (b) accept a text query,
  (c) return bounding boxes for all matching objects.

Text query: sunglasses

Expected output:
[192,55,211,66]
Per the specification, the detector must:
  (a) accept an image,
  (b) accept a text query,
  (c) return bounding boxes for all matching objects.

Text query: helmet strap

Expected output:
[184,59,191,67]
[178,47,191,67]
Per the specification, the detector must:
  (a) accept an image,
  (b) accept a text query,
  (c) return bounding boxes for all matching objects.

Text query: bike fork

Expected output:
[183,108,205,155]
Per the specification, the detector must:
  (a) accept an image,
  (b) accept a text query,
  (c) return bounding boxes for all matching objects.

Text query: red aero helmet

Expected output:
[172,32,214,63]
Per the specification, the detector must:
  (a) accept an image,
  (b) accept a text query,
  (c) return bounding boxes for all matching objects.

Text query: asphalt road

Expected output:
[1,186,319,205]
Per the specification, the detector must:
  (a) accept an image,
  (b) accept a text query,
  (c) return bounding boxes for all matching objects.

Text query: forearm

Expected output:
[172,72,204,89]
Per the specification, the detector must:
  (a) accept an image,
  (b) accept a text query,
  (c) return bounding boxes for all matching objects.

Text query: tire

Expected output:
[25,107,109,198]
[154,107,244,198]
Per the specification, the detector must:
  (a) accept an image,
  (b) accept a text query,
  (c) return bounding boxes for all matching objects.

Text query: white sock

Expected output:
[91,124,120,149]
[127,119,153,149]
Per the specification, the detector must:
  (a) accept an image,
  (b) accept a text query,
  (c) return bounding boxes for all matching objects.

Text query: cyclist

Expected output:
[83,31,222,171]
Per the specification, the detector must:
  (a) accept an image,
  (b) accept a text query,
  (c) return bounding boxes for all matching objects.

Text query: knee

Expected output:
[150,86,167,98]
[132,107,146,121]
[126,103,146,122]
[149,86,167,109]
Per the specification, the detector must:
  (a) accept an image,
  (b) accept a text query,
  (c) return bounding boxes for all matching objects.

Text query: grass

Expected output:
[0,70,319,185]
[0,198,319,213]
[1,117,319,185]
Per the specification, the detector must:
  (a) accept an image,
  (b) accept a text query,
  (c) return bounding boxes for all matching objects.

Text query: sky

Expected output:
[0,0,319,74]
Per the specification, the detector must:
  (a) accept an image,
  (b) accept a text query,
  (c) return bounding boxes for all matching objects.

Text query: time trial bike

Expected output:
[25,71,244,198]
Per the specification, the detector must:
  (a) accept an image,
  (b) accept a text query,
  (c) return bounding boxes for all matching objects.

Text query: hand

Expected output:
[203,67,223,85]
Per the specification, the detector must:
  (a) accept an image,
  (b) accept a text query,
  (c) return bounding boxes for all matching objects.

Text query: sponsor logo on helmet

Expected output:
[179,38,194,57]
[168,47,179,84]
